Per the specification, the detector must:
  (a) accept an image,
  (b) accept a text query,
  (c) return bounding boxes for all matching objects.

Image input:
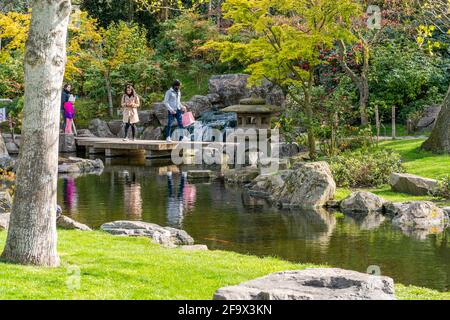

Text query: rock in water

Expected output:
[89,118,115,138]
[57,215,92,231]
[390,173,438,196]
[100,220,194,247]
[213,268,395,300]
[385,201,448,239]
[58,157,104,174]
[275,162,335,208]
[340,192,386,215]
[223,167,260,184]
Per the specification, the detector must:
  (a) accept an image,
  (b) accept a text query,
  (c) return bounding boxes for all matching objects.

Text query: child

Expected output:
[64,95,76,134]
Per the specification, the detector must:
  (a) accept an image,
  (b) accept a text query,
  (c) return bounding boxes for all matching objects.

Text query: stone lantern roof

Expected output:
[221,97,283,114]
[221,96,283,129]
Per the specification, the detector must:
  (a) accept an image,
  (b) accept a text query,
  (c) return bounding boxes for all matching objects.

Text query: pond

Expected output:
[57,157,449,292]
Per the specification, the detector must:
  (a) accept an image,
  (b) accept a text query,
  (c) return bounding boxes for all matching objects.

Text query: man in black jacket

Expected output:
[61,84,71,131]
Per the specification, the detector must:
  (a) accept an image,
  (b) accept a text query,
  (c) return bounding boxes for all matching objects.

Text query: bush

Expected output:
[328,149,404,188]
[433,175,450,199]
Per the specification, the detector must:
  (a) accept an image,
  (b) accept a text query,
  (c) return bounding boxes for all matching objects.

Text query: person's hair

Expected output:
[172,80,181,88]
[124,84,135,96]
[63,83,71,90]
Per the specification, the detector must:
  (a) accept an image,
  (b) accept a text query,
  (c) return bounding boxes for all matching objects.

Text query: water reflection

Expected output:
[123,172,143,220]
[57,161,450,291]
[62,176,78,214]
[166,172,197,228]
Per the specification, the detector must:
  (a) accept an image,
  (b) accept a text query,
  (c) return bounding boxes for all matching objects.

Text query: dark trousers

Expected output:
[124,122,136,139]
[166,109,184,139]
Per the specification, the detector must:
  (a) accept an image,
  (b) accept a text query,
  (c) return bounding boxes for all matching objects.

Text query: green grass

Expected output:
[0,230,448,300]
[378,139,450,180]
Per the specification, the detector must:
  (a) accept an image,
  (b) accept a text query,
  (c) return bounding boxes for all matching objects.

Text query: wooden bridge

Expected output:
[75,137,236,159]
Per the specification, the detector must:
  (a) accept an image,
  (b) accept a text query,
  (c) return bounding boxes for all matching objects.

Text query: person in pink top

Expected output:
[64,95,76,134]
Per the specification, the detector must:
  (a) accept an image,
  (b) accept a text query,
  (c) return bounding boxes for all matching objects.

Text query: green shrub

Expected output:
[328,149,404,188]
[433,175,450,199]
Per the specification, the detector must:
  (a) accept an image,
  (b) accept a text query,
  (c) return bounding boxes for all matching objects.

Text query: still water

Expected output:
[57,157,449,291]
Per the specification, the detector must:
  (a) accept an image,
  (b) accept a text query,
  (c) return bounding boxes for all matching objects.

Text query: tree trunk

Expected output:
[338,40,369,126]
[105,73,114,117]
[359,77,369,126]
[1,0,71,266]
[391,105,396,139]
[375,104,380,144]
[422,85,450,153]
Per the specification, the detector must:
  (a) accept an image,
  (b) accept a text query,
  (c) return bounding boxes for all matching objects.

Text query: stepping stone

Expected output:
[214,268,395,300]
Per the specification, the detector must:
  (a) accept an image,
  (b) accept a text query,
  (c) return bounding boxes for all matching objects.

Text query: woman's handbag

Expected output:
[182,111,195,127]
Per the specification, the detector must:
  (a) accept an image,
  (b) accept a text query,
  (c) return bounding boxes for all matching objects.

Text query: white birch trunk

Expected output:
[1,0,71,266]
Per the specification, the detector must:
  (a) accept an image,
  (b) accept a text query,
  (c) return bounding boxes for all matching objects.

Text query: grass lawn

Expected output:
[0,230,448,300]
[378,139,450,180]
[336,138,450,205]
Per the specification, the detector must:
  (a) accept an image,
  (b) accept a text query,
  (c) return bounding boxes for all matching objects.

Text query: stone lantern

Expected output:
[221,97,283,130]
[221,97,283,169]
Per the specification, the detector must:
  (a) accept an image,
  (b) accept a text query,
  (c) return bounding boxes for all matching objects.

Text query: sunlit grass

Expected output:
[0,231,448,300]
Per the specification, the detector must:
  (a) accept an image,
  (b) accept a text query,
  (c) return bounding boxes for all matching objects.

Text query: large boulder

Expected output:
[246,170,291,199]
[385,201,448,238]
[107,120,124,136]
[208,74,285,107]
[340,192,386,215]
[153,102,174,126]
[390,173,438,196]
[77,129,94,137]
[58,157,104,174]
[416,105,441,132]
[100,220,194,247]
[185,95,213,118]
[59,133,77,153]
[247,162,336,208]
[89,118,115,137]
[142,126,163,141]
[57,215,92,231]
[275,162,335,208]
[278,142,302,158]
[0,212,10,231]
[138,110,154,126]
[214,268,395,300]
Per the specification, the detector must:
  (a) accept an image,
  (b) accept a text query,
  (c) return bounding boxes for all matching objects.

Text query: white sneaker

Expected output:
[166,137,172,142]
[123,138,128,141]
